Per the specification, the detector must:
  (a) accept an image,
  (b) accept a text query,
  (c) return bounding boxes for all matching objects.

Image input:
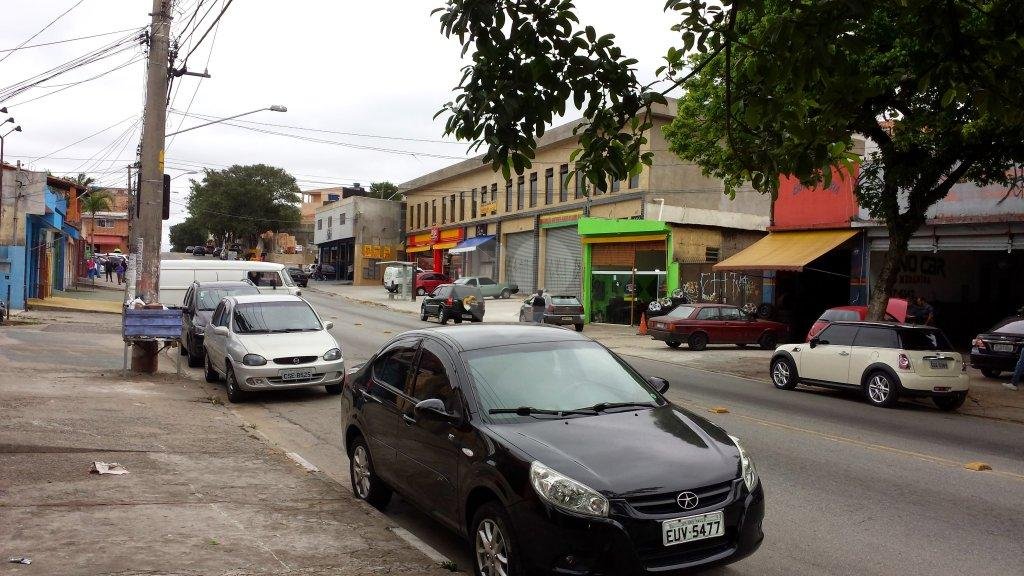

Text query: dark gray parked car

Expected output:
[179,280,259,367]
[519,294,585,331]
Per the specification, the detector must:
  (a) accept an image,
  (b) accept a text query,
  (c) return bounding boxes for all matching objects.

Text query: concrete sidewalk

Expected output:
[309,283,1024,425]
[26,280,124,314]
[0,310,453,576]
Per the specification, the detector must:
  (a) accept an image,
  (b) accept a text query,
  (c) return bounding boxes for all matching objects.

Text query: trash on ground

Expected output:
[90,461,129,475]
[9,557,32,565]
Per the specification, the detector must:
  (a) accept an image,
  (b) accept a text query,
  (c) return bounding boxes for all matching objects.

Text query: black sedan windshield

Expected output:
[464,341,661,418]
[233,301,321,334]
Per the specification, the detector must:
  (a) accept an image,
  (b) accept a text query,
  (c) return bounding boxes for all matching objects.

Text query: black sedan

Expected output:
[341,325,764,576]
[970,316,1024,378]
[286,266,309,288]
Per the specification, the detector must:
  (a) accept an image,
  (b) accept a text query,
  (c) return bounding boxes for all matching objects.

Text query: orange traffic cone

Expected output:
[637,311,648,336]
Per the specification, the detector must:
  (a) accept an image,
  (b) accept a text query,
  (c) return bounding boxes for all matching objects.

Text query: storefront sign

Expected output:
[539,210,584,227]
[361,245,394,260]
[480,202,497,214]
[774,166,858,229]
[430,226,441,243]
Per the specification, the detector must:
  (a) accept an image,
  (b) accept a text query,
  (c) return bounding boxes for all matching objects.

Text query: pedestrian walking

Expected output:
[532,288,546,323]
[115,259,126,285]
[1005,347,1024,391]
[104,258,114,282]
[86,257,97,284]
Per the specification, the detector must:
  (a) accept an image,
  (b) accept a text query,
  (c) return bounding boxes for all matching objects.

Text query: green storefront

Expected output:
[578,218,679,324]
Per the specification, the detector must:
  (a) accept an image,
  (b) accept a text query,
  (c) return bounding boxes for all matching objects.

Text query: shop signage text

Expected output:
[362,245,395,260]
[540,210,584,226]
[480,202,497,214]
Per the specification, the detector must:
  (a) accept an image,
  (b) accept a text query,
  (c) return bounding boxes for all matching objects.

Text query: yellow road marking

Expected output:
[709,407,730,414]
[685,400,1024,482]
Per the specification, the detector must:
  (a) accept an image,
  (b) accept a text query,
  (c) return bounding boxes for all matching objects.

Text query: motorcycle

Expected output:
[0,298,7,324]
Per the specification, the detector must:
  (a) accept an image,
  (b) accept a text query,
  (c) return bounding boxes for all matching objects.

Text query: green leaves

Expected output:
[186,164,302,246]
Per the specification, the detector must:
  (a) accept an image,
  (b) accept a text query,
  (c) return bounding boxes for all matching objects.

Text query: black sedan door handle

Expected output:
[402,413,416,426]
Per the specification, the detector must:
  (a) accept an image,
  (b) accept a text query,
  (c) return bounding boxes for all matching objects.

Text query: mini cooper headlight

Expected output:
[729,435,759,492]
[323,348,342,361]
[529,461,608,517]
[242,354,267,366]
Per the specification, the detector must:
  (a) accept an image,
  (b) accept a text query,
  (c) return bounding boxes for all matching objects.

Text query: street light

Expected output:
[0,121,23,221]
[166,105,287,137]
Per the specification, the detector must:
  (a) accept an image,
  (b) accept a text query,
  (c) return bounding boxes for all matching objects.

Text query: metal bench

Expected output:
[122,307,183,375]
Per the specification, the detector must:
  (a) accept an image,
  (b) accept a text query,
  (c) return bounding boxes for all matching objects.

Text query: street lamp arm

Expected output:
[165,106,286,137]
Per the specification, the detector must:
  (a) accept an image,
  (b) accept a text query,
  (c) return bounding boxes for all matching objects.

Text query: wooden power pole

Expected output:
[132,0,172,373]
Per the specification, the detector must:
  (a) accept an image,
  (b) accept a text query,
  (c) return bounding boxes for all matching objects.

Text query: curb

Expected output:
[27,302,122,315]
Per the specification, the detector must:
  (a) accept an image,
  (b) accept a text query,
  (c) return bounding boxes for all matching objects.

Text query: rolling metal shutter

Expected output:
[504,231,536,294]
[543,226,582,297]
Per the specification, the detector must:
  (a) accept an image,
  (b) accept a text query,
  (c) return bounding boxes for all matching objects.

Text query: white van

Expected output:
[159,260,301,306]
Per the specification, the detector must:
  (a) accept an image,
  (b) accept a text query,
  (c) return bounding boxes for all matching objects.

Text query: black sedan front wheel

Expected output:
[472,502,522,576]
[349,437,392,509]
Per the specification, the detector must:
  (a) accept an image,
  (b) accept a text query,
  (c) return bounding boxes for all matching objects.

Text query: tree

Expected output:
[186,164,301,249]
[368,181,402,201]
[74,173,95,189]
[79,191,112,254]
[169,217,208,252]
[435,0,1024,319]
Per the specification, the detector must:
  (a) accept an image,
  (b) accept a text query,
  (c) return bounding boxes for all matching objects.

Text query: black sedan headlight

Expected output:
[529,461,609,517]
[729,435,759,491]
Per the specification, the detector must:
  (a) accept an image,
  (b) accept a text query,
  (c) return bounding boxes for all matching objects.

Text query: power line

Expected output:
[0,0,88,64]
[0,26,144,53]
[180,0,233,63]
[7,55,144,107]
[167,0,224,150]
[27,114,138,165]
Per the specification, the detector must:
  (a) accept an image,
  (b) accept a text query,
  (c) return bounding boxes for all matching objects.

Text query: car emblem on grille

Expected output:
[293,357,301,364]
[677,491,699,510]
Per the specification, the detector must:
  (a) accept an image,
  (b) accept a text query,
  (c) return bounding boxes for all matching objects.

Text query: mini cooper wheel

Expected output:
[688,332,708,351]
[349,437,392,509]
[472,502,521,576]
[771,357,798,390]
[933,391,967,411]
[865,370,899,408]
[225,365,247,403]
[204,355,220,383]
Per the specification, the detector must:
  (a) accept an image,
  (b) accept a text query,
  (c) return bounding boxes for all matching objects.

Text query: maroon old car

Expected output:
[647,304,789,350]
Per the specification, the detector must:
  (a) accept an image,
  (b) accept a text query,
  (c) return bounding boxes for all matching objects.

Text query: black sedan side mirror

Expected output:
[414,398,454,422]
[647,376,670,394]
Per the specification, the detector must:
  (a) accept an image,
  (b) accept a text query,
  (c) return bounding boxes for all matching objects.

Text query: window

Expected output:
[372,344,418,394]
[411,344,460,414]
[432,199,437,224]
[415,204,421,229]
[363,260,380,279]
[95,218,114,228]
[611,179,621,192]
[993,319,1024,335]
[339,213,346,225]
[666,306,696,319]
[442,196,447,223]
[705,247,720,262]
[718,307,746,321]
[529,172,538,207]
[490,183,497,212]
[450,194,456,222]
[211,303,226,327]
[246,271,283,287]
[819,309,862,322]
[628,172,640,189]
[471,189,478,218]
[517,176,525,210]
[197,285,259,310]
[233,301,321,334]
[853,327,899,348]
[317,219,322,230]
[559,165,569,202]
[696,307,720,320]
[480,185,487,204]
[544,168,554,205]
[899,329,953,351]
[816,324,859,346]
[574,170,586,199]
[459,192,465,221]
[328,216,333,228]
[479,277,496,286]
[505,181,513,211]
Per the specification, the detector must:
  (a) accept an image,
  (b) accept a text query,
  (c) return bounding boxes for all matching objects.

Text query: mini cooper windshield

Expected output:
[464,341,662,418]
[233,301,322,334]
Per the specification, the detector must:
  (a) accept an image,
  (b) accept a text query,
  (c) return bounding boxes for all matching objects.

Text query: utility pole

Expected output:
[132,0,172,373]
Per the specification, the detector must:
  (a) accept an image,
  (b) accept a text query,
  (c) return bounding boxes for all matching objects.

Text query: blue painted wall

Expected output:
[0,245,27,309]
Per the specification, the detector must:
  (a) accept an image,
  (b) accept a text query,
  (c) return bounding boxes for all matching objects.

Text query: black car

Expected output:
[179,280,259,367]
[286,266,309,288]
[193,246,207,256]
[342,325,764,576]
[420,284,485,324]
[970,316,1024,378]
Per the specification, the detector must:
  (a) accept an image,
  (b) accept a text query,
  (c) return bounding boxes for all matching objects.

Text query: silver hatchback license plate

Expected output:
[280,369,314,381]
[663,510,725,547]
[929,359,949,369]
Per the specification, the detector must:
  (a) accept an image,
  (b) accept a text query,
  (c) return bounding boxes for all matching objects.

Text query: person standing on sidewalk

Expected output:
[1005,347,1024,391]
[532,289,546,323]
[103,258,114,282]
[115,259,126,285]
[86,257,97,283]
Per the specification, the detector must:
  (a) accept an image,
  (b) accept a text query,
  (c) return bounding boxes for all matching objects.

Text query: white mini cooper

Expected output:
[770,321,969,410]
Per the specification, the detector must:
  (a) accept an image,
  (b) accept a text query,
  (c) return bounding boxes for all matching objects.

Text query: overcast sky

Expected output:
[1,1,680,246]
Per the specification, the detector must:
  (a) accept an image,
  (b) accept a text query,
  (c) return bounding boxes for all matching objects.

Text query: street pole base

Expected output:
[131,341,159,374]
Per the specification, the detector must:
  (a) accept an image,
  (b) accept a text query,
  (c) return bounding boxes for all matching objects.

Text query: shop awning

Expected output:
[713,229,859,271]
[91,234,124,245]
[433,241,458,250]
[406,245,430,253]
[449,235,495,254]
[61,223,81,240]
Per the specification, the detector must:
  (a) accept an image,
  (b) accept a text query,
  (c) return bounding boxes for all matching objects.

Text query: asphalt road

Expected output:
[223,290,1024,576]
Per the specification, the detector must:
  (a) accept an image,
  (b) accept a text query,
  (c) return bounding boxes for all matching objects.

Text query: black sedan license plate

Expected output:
[562,316,574,321]
[663,511,724,546]
[280,369,314,381]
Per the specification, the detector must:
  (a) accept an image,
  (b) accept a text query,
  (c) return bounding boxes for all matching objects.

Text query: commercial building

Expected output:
[399,99,770,324]
[312,194,403,285]
[79,187,131,254]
